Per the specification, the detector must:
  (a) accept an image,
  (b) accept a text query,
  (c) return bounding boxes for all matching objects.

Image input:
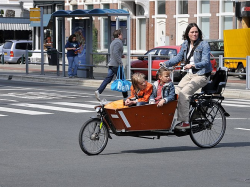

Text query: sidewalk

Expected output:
[0,64,249,99]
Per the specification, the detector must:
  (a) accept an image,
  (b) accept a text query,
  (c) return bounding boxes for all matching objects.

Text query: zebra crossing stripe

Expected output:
[0,107,53,115]
[224,100,250,104]
[222,103,250,107]
[50,102,96,109]
[11,103,94,113]
[0,114,7,116]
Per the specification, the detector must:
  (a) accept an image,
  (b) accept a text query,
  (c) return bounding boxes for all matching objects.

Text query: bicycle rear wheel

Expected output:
[79,118,108,155]
[190,102,226,148]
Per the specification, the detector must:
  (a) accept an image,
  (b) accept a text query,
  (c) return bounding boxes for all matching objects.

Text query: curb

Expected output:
[0,73,109,88]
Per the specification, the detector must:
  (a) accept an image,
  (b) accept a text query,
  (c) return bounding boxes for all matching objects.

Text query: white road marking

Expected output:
[0,99,18,102]
[235,128,250,131]
[0,88,30,91]
[85,101,102,104]
[0,114,7,116]
[222,103,250,107]
[226,118,249,120]
[50,102,96,109]
[223,100,250,105]
[11,103,93,113]
[0,107,53,115]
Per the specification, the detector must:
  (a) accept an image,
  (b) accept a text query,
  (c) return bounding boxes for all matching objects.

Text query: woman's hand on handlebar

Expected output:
[159,62,174,70]
[159,62,166,67]
[184,64,195,70]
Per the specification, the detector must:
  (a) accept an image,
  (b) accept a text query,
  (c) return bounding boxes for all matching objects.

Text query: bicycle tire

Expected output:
[79,118,108,156]
[190,101,226,148]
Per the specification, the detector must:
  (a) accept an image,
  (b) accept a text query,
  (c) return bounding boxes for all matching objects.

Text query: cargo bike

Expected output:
[79,67,230,155]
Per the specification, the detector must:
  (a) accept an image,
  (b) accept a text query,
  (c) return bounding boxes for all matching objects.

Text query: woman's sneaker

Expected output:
[175,122,190,130]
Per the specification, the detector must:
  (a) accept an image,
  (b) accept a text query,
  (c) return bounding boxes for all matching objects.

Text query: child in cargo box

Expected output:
[124,73,153,106]
[149,67,175,107]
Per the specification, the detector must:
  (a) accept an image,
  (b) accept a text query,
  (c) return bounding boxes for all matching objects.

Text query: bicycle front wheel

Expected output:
[190,102,226,148]
[79,118,108,156]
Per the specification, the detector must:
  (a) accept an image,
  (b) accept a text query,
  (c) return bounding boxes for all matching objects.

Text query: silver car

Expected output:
[206,39,224,65]
[3,40,32,64]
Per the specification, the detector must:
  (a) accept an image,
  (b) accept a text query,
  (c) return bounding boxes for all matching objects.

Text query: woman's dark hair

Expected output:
[113,29,122,38]
[68,34,76,42]
[183,23,203,42]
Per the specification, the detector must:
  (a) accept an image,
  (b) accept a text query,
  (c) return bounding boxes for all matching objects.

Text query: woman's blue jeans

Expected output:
[97,66,128,98]
[67,56,79,76]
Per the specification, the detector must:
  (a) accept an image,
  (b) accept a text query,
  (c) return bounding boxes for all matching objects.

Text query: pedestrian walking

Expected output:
[95,29,128,101]
[65,34,79,78]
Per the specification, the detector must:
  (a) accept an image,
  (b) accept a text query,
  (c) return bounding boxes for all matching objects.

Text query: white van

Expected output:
[3,40,32,64]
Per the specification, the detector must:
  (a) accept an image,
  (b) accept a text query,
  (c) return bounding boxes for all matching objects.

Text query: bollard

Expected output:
[25,49,29,74]
[148,53,152,83]
[170,54,174,82]
[219,55,223,68]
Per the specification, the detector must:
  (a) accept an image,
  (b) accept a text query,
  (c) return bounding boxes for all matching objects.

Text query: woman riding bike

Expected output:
[161,23,212,130]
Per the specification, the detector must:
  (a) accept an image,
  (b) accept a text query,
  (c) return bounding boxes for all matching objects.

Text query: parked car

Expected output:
[131,46,217,82]
[206,39,224,65]
[3,40,32,64]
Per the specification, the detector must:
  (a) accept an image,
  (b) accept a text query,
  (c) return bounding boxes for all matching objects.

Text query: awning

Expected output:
[0,17,31,31]
[30,14,51,27]
[0,23,31,30]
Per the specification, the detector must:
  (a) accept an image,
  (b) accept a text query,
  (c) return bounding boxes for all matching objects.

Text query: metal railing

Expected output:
[129,53,250,90]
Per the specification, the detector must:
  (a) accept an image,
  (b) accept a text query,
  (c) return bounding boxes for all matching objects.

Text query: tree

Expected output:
[0,9,4,17]
[92,27,106,65]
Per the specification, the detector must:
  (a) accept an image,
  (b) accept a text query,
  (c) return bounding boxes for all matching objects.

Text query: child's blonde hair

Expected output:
[131,73,146,92]
[156,67,171,80]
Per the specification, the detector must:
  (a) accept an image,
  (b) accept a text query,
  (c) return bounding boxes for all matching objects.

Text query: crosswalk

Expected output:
[0,101,98,117]
[0,85,121,117]
[222,99,250,108]
[0,98,249,118]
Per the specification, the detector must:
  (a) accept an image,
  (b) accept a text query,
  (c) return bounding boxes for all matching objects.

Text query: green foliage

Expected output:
[0,9,4,15]
[92,27,106,65]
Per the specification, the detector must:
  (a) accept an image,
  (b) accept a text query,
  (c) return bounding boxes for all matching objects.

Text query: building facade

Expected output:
[64,0,237,55]
[0,0,242,55]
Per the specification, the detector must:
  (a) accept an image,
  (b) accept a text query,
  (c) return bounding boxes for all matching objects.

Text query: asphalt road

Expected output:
[0,80,250,187]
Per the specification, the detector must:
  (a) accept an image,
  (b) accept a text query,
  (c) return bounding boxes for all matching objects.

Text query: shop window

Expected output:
[200,0,210,13]
[157,1,166,14]
[179,0,188,14]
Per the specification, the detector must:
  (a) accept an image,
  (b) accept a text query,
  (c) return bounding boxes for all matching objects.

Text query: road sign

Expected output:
[30,8,41,21]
